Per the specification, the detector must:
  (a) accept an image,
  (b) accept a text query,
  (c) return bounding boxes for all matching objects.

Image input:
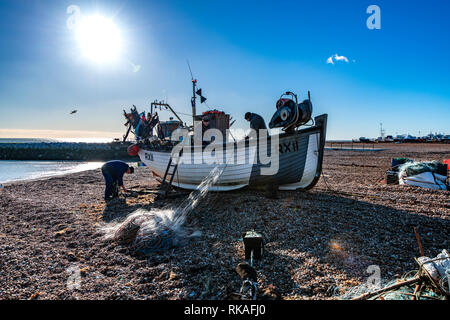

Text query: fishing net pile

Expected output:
[102,208,202,255]
[338,275,443,300]
[101,165,226,255]
[397,160,448,190]
[399,160,447,177]
[339,249,450,300]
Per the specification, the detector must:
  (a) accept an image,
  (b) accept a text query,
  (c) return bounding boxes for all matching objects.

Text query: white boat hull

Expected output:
[137,114,327,192]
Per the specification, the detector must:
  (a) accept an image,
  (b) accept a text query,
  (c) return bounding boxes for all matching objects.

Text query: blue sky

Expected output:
[0,0,449,139]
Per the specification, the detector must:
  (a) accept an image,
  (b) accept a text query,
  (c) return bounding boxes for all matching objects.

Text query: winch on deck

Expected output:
[269,91,313,133]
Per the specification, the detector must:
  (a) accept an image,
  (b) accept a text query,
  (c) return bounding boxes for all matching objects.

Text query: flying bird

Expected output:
[70,110,77,114]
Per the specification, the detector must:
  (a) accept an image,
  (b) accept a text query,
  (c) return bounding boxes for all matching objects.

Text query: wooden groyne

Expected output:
[0,142,138,161]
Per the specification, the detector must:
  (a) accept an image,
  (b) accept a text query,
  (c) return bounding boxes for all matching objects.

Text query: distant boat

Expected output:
[359,137,371,143]
[394,135,405,142]
[403,135,416,143]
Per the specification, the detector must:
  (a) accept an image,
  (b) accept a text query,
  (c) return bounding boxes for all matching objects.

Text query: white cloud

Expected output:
[327,54,352,65]
[334,54,349,63]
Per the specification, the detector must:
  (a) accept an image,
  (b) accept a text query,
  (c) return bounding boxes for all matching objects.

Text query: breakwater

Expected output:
[0,142,138,161]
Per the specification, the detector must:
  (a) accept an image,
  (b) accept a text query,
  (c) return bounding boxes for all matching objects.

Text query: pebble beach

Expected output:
[0,143,449,300]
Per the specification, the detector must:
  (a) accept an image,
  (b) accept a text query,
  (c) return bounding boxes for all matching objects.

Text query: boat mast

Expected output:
[191,79,197,126]
[187,60,197,127]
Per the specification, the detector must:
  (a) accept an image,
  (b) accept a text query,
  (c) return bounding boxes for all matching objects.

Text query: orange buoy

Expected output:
[127,144,140,156]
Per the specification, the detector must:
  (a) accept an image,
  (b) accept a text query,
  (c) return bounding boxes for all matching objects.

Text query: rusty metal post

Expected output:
[414,227,425,257]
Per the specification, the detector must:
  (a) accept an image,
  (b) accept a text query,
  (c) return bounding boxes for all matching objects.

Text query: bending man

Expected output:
[101,160,134,201]
[245,112,268,139]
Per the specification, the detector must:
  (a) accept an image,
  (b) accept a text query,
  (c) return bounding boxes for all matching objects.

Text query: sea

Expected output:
[0,138,114,144]
[0,138,112,184]
[0,161,104,184]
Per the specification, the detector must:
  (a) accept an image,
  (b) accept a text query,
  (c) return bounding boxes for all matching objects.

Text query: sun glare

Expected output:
[75,15,121,64]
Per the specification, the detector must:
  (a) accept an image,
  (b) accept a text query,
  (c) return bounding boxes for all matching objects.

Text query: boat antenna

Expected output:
[187,59,194,80]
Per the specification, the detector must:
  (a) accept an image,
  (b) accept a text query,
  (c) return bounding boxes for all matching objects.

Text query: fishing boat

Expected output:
[123,79,327,192]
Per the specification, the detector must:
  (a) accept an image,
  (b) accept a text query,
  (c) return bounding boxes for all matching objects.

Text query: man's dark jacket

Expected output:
[101,160,130,187]
[249,113,267,133]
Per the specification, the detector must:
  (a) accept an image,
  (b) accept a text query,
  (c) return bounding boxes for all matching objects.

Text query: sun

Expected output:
[75,15,122,64]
